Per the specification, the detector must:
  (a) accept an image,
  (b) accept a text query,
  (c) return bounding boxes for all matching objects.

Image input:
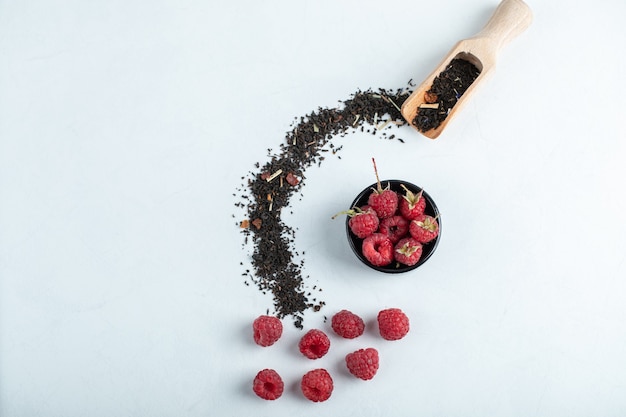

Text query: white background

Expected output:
[1,0,625,416]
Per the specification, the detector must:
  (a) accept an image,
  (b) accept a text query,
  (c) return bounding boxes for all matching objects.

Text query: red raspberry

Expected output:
[409,214,439,244]
[378,215,409,244]
[367,158,399,219]
[253,369,284,400]
[361,233,394,267]
[377,308,410,341]
[301,369,333,402]
[399,184,426,220]
[298,329,330,359]
[252,315,283,347]
[345,348,379,380]
[331,310,365,339]
[349,206,380,238]
[394,237,423,266]
[367,188,398,219]
[333,206,379,238]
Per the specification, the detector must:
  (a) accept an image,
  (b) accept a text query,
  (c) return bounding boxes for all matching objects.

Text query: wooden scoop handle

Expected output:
[474,0,533,51]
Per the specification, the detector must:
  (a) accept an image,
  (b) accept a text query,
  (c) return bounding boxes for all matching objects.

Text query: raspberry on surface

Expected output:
[301,368,333,402]
[361,233,394,267]
[253,369,284,400]
[298,329,331,359]
[345,348,379,380]
[377,308,410,341]
[331,310,365,339]
[253,315,283,347]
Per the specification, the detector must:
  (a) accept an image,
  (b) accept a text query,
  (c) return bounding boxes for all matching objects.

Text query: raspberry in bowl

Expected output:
[344,179,441,273]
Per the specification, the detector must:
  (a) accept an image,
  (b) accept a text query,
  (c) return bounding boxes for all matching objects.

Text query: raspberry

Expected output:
[367,188,398,219]
[367,158,399,219]
[301,369,333,402]
[361,233,394,267]
[345,348,379,380]
[253,369,284,400]
[298,329,330,359]
[399,184,426,220]
[333,206,379,238]
[409,214,439,244]
[331,310,365,339]
[377,308,410,341]
[348,206,380,238]
[394,237,423,266]
[378,215,409,244]
[252,315,283,347]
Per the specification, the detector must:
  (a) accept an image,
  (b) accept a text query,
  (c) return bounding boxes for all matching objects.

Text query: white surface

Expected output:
[1,0,626,416]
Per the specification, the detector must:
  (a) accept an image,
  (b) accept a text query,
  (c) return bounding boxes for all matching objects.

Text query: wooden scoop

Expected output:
[401,0,533,139]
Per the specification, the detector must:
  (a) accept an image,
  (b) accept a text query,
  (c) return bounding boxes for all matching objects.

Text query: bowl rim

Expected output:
[345,179,441,273]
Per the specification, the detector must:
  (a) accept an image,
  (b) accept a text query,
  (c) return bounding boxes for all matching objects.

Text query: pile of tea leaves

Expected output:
[235,87,412,328]
[413,58,480,132]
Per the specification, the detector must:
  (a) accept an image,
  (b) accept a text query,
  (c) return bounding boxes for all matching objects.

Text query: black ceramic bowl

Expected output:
[346,179,441,273]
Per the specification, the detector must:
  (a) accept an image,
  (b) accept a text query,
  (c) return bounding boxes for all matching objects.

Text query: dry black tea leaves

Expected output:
[412,58,480,132]
[237,88,410,328]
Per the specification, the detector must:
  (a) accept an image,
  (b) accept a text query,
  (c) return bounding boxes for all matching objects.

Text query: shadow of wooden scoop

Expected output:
[401,0,533,139]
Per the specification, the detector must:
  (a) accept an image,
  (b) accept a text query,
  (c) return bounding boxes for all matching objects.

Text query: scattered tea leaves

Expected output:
[236,87,411,328]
